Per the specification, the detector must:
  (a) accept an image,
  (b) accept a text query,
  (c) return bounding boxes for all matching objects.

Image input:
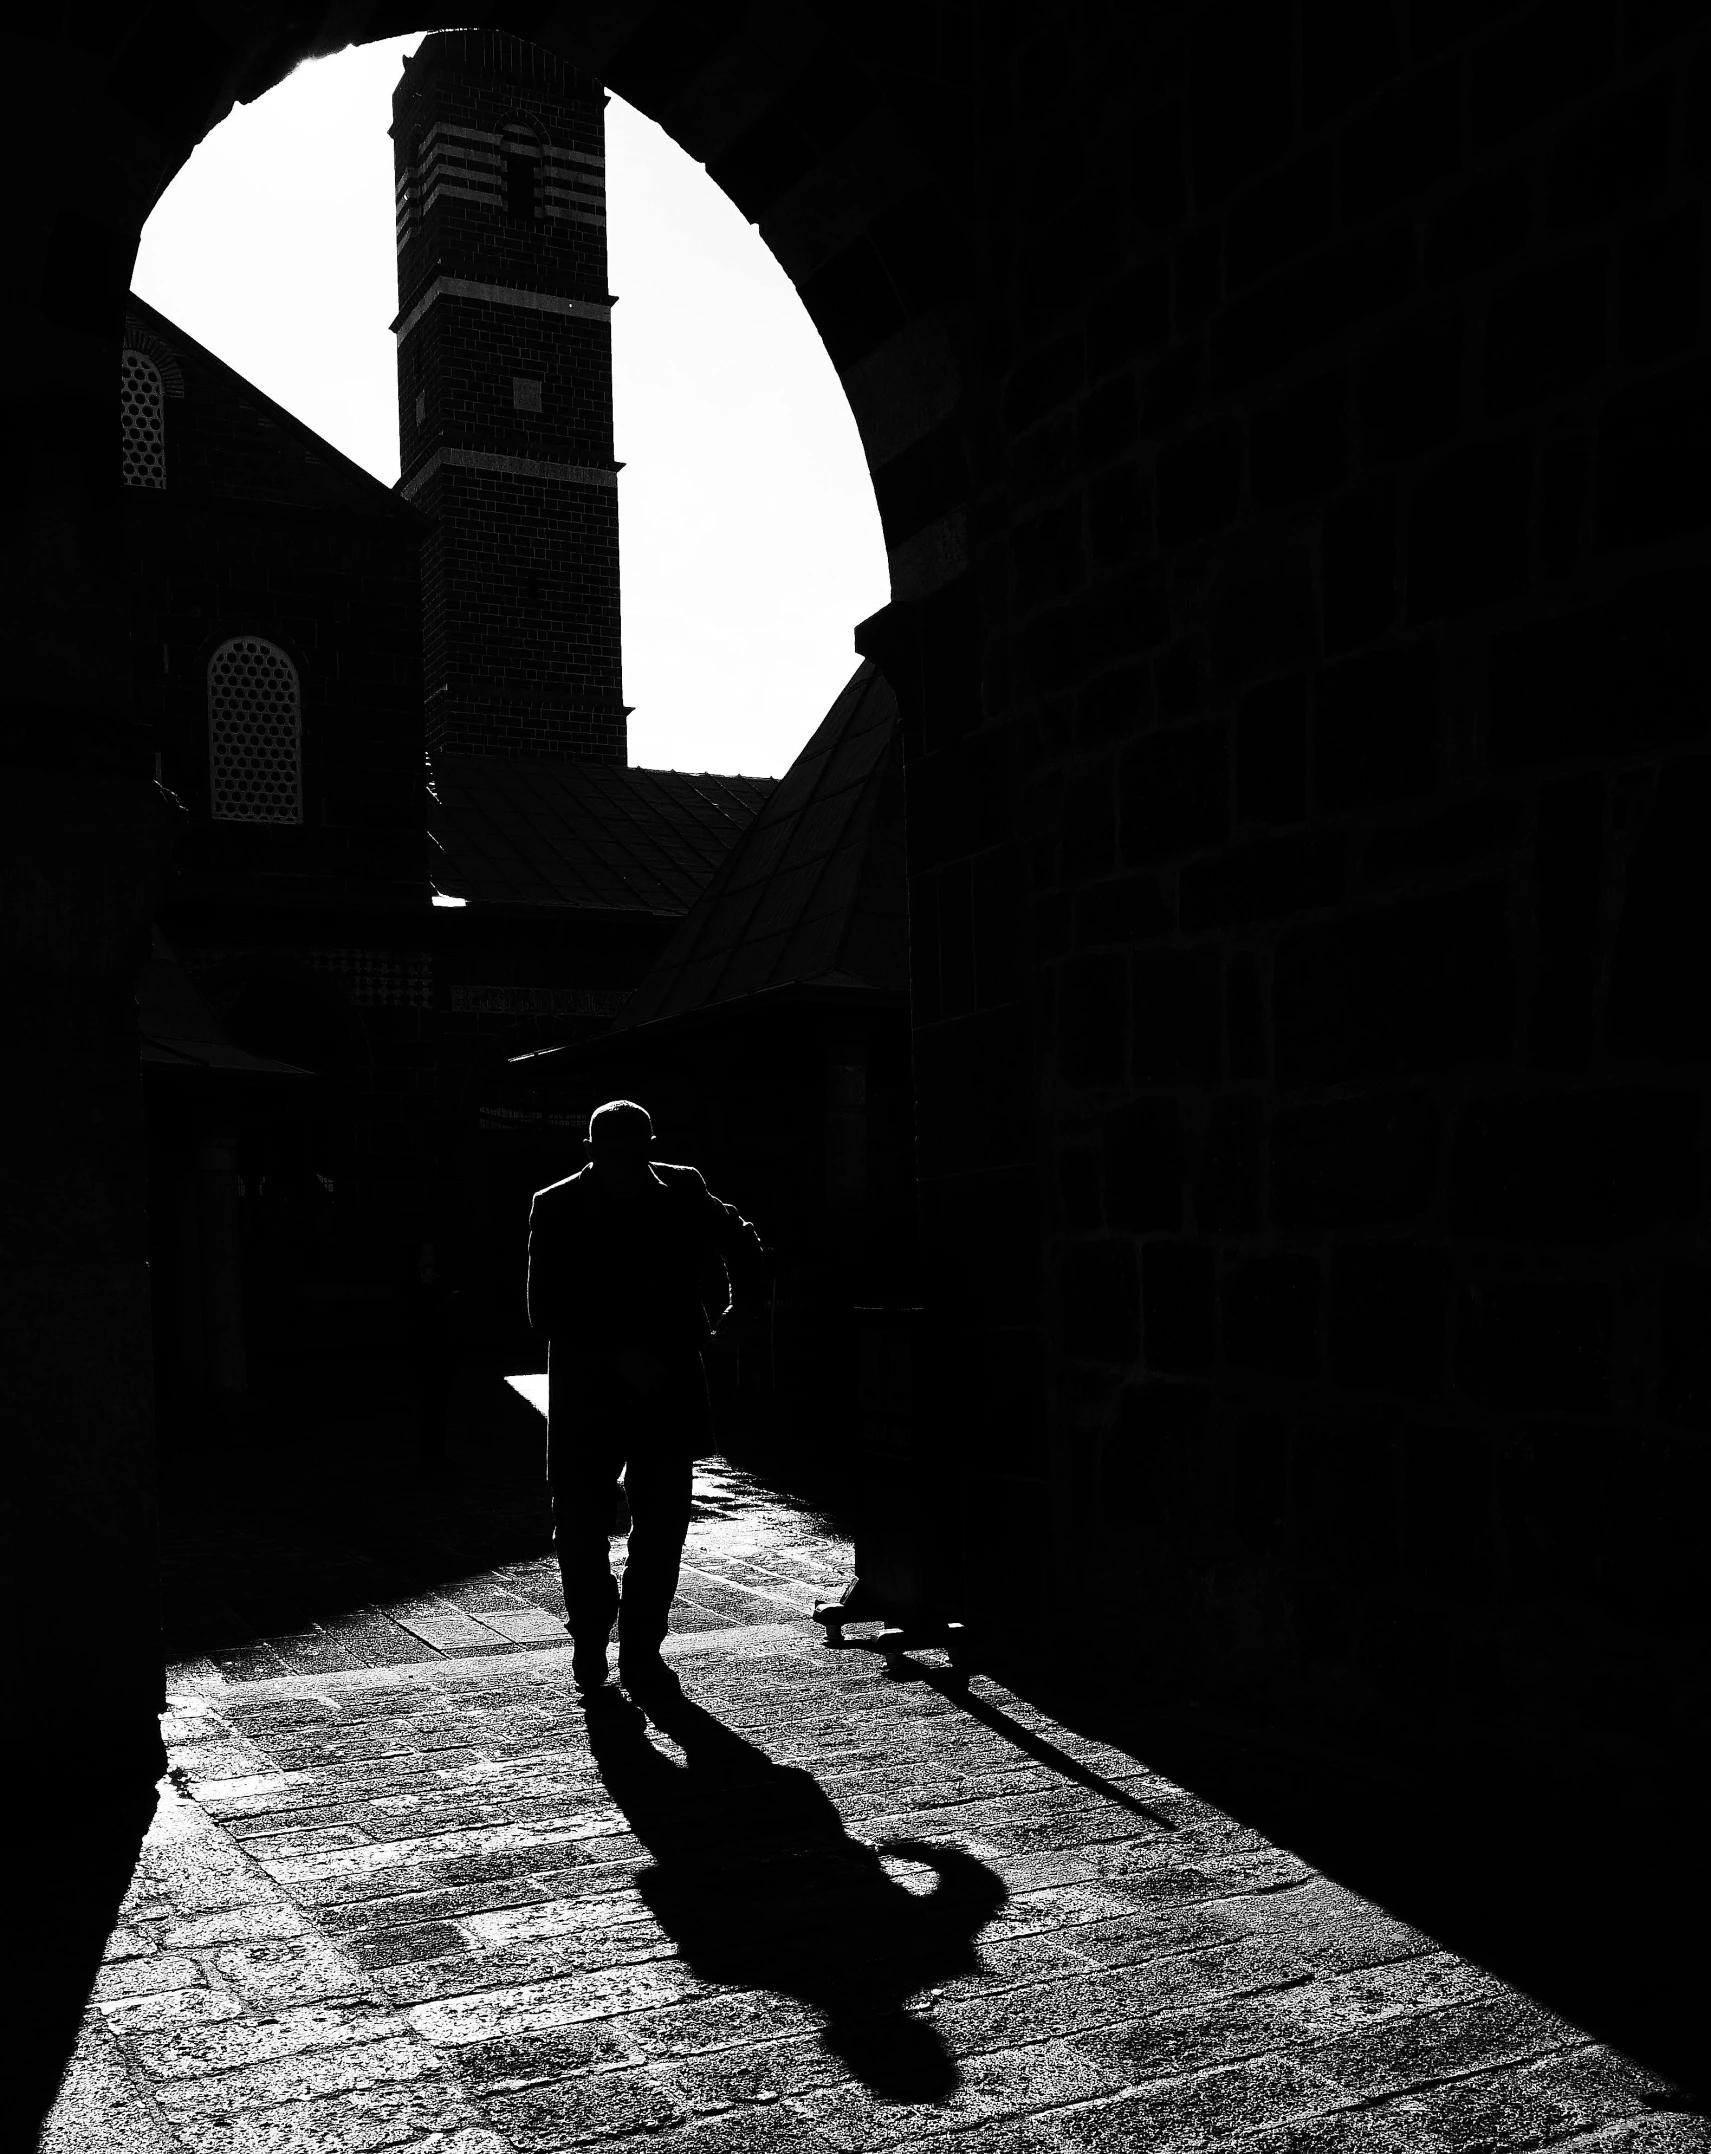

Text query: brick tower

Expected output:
[392,32,625,761]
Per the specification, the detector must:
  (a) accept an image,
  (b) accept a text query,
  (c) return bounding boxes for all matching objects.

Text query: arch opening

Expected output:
[101,10,971,1662]
[11,24,981,2038]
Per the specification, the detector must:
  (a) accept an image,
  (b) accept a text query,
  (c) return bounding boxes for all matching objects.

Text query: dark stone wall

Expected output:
[5,761,176,1787]
[926,0,1711,1775]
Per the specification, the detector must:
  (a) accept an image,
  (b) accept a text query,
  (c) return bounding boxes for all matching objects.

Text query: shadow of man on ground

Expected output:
[584,1687,1006,2102]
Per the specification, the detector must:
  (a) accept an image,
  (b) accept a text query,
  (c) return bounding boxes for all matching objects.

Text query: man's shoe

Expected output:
[617,1651,679,1702]
[572,1640,609,1693]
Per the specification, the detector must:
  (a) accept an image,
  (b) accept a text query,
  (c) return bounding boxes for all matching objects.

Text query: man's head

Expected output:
[588,1099,653,1157]
[587,1100,655,1196]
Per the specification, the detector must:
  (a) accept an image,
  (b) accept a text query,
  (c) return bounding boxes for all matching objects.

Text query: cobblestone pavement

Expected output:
[43,1418,1706,2153]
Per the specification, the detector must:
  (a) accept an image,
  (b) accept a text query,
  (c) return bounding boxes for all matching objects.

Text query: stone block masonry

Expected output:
[414,458,623,761]
[394,31,625,761]
[935,0,1711,1786]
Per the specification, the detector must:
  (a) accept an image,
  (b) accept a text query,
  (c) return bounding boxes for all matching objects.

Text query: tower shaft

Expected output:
[393,31,625,761]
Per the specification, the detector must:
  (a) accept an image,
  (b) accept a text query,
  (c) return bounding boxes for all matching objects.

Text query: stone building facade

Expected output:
[122,294,441,1389]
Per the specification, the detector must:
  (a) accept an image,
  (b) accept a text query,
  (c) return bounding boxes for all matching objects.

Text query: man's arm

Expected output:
[525,1189,567,1341]
[525,1193,548,1338]
[700,1182,767,1330]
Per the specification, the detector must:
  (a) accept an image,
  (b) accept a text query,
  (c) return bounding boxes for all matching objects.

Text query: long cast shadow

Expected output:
[583,1689,1006,2101]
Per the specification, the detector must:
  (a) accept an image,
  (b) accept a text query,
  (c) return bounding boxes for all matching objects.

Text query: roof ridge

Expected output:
[125,291,423,524]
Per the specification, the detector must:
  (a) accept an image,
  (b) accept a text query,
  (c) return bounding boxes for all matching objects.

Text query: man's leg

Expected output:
[616,1356,707,1670]
[616,1440,694,1659]
[547,1371,625,1667]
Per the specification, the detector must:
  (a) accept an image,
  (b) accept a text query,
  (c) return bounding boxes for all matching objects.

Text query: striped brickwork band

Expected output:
[398,447,619,502]
[392,275,613,345]
[396,120,604,241]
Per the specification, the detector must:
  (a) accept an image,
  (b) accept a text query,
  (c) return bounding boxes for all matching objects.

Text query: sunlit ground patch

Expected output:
[505,1373,550,1420]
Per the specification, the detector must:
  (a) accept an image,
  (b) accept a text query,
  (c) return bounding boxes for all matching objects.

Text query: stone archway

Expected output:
[17,10,1711,2051]
[7,1,988,1791]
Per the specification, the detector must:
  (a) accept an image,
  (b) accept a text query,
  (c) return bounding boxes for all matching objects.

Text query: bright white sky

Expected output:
[132,34,888,779]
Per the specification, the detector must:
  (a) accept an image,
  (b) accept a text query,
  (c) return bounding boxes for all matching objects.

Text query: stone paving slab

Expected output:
[41,1462,1706,2153]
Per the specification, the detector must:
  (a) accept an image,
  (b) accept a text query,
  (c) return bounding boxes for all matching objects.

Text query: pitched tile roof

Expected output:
[427,756,775,913]
[608,660,907,1035]
[125,294,424,529]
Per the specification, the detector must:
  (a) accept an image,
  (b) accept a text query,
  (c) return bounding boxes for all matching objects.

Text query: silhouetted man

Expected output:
[526,1100,766,1699]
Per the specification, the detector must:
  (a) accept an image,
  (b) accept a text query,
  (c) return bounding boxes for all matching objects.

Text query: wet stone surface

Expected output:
[42,1444,1703,2152]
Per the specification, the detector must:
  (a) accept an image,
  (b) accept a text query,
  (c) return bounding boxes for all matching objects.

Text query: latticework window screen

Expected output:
[207,638,303,824]
[120,348,166,488]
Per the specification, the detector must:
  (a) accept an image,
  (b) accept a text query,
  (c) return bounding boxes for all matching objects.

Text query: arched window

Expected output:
[207,637,303,825]
[120,347,166,488]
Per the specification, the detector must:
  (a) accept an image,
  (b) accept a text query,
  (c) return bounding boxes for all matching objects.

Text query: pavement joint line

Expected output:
[685,1553,845,1596]
[431,1982,1546,2139]
[365,1893,1244,1991]
[674,1558,823,1614]
[169,1619,815,1706]
[397,1924,1287,2034]
[193,1767,1184,1843]
[1326,2036,1598,2107]
[201,1772,1179,1855]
